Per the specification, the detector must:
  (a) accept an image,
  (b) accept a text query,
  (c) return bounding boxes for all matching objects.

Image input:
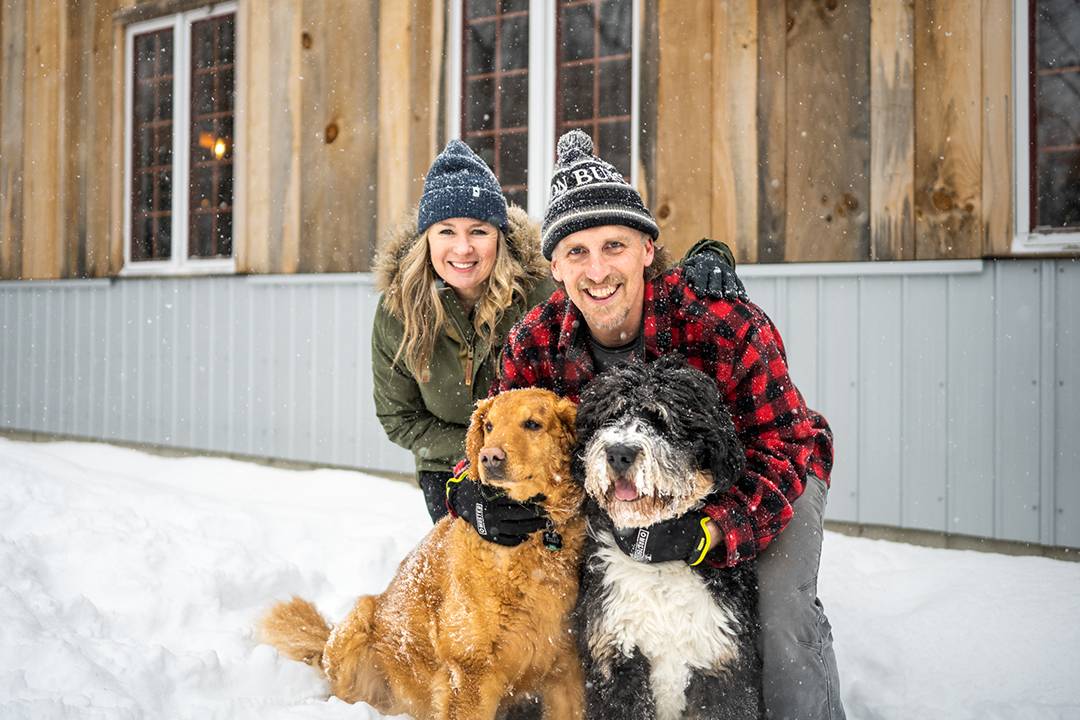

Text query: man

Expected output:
[449,130,845,720]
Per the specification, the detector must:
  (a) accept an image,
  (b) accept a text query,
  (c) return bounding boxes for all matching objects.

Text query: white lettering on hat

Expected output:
[549,178,569,201]
[472,186,481,197]
[572,168,594,186]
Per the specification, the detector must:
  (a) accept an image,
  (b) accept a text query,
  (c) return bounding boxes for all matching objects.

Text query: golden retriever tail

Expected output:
[259,596,332,668]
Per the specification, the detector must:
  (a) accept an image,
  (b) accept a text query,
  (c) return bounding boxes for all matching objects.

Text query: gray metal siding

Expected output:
[0,276,415,476]
[1,260,1078,548]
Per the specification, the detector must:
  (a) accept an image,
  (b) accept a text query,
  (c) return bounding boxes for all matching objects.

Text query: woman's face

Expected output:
[427,218,499,304]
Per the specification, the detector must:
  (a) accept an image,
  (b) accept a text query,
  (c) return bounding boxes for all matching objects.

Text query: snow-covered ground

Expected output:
[1,436,1078,720]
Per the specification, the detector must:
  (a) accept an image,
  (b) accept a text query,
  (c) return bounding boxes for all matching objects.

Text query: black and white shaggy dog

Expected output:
[571,355,762,720]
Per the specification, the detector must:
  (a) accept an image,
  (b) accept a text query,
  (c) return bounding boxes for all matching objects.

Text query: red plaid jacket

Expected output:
[495,266,833,568]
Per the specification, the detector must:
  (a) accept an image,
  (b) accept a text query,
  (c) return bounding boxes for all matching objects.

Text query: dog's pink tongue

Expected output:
[613,477,640,501]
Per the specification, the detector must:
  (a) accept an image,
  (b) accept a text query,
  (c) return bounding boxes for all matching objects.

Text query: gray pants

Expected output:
[757,475,845,720]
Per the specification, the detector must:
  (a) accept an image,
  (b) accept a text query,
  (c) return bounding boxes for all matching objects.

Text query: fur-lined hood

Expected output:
[374,204,549,296]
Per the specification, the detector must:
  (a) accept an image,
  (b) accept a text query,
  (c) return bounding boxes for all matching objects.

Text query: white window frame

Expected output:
[122,2,240,276]
[447,0,640,219]
[1013,0,1080,253]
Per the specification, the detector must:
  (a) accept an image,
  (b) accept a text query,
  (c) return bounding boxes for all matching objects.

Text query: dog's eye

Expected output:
[522,418,542,431]
[484,421,493,433]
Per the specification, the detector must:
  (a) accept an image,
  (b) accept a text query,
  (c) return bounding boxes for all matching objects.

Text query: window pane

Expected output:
[467,0,497,19]
[461,3,528,201]
[561,3,594,62]
[465,77,496,132]
[501,15,529,72]
[157,170,172,213]
[598,121,631,180]
[556,0,632,178]
[1037,152,1080,229]
[501,73,529,128]
[1036,0,1080,69]
[561,63,594,122]
[599,0,631,56]
[466,20,496,75]
[500,132,528,188]
[188,13,235,258]
[1034,0,1080,230]
[130,27,173,262]
[598,59,631,117]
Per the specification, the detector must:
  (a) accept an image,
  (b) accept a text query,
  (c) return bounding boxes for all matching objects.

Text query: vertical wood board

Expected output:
[870,0,915,261]
[653,0,714,257]
[785,0,871,262]
[914,0,982,259]
[711,0,759,262]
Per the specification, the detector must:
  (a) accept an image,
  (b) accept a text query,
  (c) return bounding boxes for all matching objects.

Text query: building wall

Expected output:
[2,260,1078,549]
[1,0,1049,282]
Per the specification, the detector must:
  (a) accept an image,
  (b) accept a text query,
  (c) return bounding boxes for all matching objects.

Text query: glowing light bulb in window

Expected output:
[214,138,227,159]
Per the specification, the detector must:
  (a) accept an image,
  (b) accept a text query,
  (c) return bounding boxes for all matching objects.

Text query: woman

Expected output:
[373,139,744,522]
[373,140,554,521]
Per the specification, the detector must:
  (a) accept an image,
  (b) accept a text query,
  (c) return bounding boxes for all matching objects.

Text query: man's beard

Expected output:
[578,275,632,334]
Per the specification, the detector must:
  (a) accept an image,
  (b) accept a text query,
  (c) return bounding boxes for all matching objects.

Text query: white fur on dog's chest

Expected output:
[592,531,741,720]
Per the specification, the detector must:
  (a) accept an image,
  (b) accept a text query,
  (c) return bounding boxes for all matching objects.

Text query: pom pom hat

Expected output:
[418,139,509,235]
[540,130,659,260]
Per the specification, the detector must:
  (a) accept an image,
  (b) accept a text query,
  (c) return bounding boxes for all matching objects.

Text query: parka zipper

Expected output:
[463,346,474,387]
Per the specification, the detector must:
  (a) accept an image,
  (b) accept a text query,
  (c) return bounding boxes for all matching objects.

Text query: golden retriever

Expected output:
[259,388,585,720]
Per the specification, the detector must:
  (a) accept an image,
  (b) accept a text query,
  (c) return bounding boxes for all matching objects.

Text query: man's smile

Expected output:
[581,283,621,302]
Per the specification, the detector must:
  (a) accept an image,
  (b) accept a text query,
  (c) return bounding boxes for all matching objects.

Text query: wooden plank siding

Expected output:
[0,1,1052,279]
[239,0,304,273]
[711,0,759,263]
[297,0,380,273]
[981,0,1014,257]
[755,0,787,263]
[913,0,983,259]
[652,0,1018,263]
[0,0,27,279]
[21,0,65,279]
[785,0,870,262]
[870,0,915,261]
[653,1,714,247]
[375,0,444,255]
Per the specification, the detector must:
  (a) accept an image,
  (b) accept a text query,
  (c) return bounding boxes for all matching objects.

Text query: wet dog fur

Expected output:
[260,388,586,720]
[572,355,762,720]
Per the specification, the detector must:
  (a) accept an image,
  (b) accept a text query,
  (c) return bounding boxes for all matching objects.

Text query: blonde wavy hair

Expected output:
[383,227,536,383]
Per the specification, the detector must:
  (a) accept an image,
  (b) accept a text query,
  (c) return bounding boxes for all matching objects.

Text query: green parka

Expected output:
[372,206,555,477]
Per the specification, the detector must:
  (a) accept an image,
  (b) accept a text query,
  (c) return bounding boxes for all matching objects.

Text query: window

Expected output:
[124,3,238,274]
[1015,0,1080,251]
[450,0,638,217]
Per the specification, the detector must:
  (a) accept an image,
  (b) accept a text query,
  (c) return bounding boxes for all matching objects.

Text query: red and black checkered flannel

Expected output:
[495,266,834,568]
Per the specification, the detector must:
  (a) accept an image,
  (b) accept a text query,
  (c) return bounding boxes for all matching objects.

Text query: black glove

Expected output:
[613,511,713,566]
[682,239,748,301]
[446,471,548,547]
[418,471,452,523]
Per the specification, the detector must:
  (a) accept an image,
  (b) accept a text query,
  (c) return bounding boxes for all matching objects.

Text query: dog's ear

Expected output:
[705,402,745,492]
[554,396,578,451]
[465,395,496,472]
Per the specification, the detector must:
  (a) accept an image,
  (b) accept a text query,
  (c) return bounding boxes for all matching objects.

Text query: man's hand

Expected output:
[613,511,713,566]
[682,240,748,301]
[446,472,548,546]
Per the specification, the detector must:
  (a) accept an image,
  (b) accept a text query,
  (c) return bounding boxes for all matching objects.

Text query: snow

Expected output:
[1,436,1078,720]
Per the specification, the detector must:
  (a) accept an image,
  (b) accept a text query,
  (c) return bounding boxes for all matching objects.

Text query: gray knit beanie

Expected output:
[418,139,508,235]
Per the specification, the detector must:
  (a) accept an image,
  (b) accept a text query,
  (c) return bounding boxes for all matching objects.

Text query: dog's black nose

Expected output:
[606,444,640,474]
